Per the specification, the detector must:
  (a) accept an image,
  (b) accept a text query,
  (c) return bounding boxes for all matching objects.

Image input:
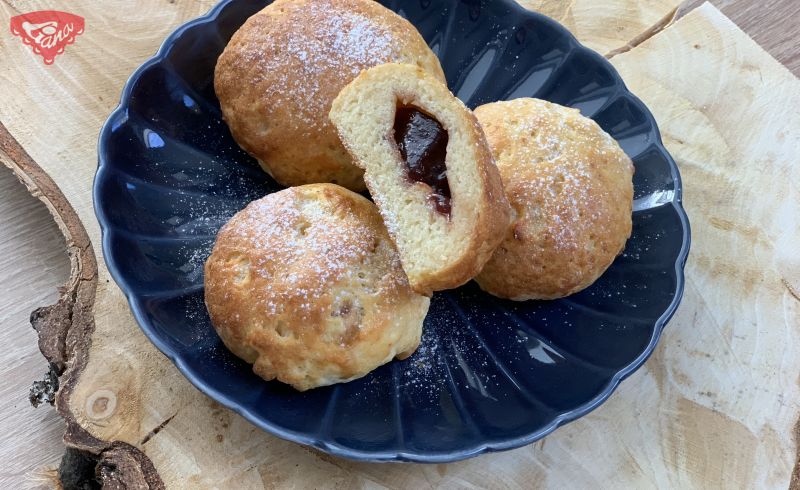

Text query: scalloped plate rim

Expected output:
[94,0,691,463]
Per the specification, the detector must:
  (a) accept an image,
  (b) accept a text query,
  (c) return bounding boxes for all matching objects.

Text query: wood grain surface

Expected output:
[0,166,68,487]
[609,4,800,486]
[517,0,683,55]
[0,0,798,488]
[681,0,800,75]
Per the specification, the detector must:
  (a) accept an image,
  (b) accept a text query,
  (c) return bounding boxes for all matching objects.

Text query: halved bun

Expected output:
[330,63,511,294]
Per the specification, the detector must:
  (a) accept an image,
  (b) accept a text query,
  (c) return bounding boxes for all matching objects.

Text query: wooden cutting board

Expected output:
[1,0,799,487]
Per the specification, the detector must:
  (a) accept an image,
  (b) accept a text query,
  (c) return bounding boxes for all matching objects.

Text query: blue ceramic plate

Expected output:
[95,0,690,462]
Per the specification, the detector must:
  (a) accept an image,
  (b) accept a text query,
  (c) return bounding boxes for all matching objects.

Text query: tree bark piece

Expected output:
[1,0,798,487]
[0,124,163,487]
[0,165,69,485]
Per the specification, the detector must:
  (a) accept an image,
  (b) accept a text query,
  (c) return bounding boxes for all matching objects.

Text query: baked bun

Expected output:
[214,0,445,192]
[329,63,511,295]
[204,184,430,391]
[473,98,634,300]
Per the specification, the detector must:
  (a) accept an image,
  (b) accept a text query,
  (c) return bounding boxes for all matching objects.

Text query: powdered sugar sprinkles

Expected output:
[229,0,403,134]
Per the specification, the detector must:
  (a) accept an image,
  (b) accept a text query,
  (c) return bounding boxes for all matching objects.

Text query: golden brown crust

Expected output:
[474,98,634,300]
[214,0,445,191]
[204,184,429,391]
[448,109,513,289]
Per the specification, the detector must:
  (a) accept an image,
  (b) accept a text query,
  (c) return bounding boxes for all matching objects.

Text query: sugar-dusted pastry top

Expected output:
[204,184,430,391]
[214,0,445,191]
[474,98,634,300]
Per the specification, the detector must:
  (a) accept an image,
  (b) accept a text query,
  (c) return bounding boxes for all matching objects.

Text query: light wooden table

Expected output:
[0,0,797,487]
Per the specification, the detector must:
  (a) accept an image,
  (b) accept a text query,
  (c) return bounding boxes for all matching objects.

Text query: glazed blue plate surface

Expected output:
[95,0,690,462]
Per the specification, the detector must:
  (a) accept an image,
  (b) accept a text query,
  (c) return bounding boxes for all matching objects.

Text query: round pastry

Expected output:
[473,98,634,300]
[204,184,430,391]
[329,63,511,295]
[214,0,446,191]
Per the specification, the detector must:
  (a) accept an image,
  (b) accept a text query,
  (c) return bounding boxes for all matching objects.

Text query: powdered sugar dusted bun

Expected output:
[214,0,445,191]
[474,98,634,300]
[329,63,512,295]
[204,184,429,391]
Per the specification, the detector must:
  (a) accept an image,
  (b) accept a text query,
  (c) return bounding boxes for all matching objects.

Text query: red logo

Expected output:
[10,11,85,65]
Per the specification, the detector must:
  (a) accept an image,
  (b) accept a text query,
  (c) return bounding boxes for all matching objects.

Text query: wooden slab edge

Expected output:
[0,122,162,489]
